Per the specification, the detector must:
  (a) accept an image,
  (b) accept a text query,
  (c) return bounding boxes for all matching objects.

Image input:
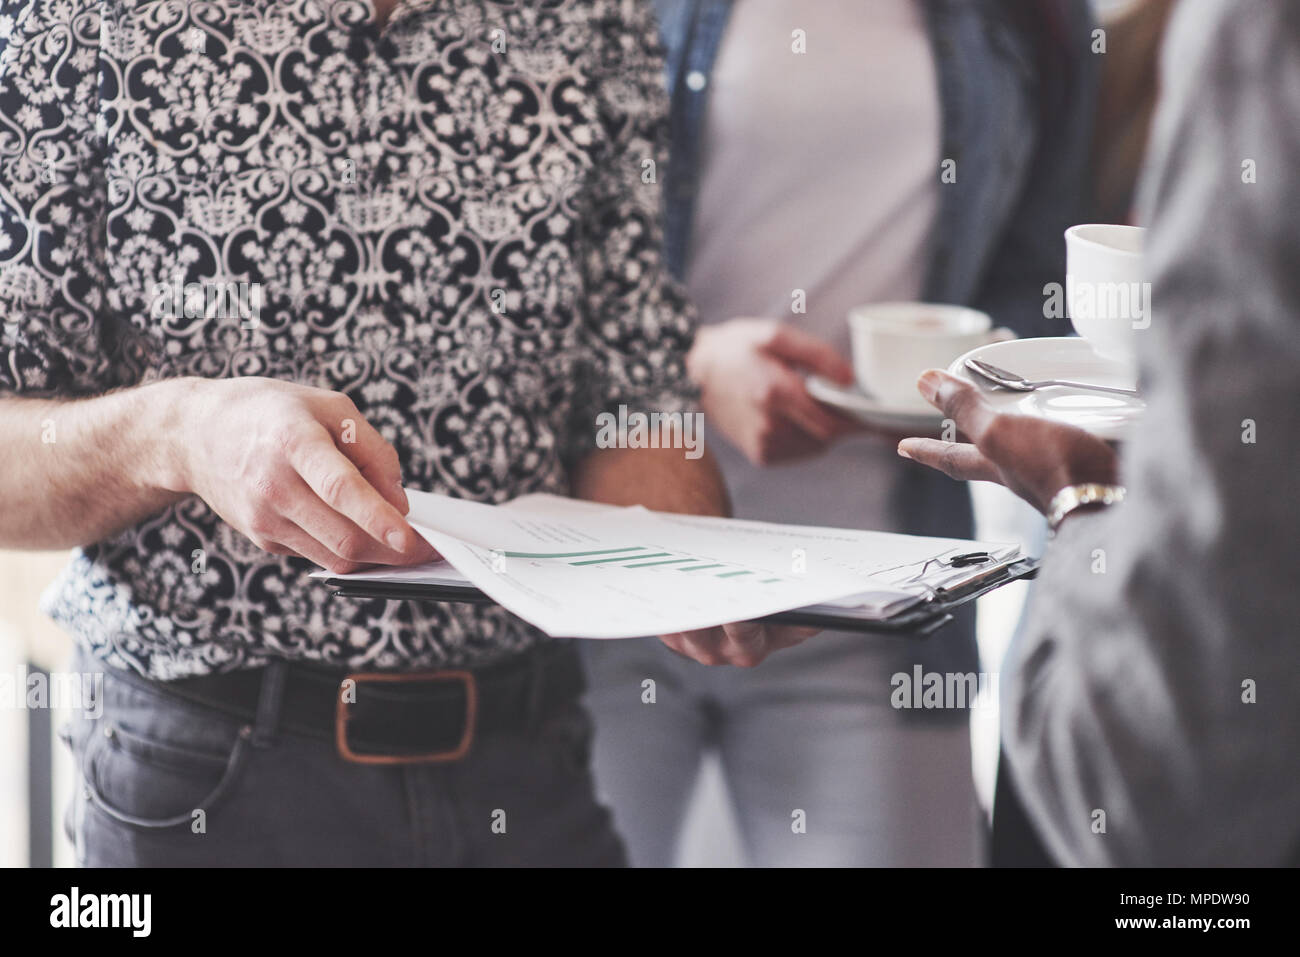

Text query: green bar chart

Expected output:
[499,544,786,584]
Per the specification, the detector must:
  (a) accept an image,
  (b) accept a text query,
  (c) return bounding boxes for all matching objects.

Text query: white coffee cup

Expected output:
[847,302,1012,409]
[1065,223,1147,366]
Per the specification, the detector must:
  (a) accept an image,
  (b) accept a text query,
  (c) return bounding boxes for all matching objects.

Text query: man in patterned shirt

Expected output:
[0,0,803,865]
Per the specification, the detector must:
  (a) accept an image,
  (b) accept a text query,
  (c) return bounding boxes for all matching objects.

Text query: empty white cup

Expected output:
[1065,223,1148,366]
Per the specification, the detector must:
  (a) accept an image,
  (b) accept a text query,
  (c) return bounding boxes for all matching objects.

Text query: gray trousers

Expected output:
[63,646,626,867]
[581,631,979,867]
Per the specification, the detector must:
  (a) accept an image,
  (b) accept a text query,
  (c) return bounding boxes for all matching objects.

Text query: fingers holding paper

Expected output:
[172,377,438,573]
[659,621,818,668]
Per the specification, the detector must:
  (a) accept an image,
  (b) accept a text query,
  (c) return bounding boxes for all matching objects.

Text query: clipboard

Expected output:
[323,556,1039,638]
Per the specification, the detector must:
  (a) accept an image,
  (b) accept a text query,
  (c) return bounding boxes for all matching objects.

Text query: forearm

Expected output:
[572,444,730,518]
[0,379,191,550]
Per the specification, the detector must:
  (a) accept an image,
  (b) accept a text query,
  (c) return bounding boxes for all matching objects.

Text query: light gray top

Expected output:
[1003,0,1300,865]
[685,0,939,533]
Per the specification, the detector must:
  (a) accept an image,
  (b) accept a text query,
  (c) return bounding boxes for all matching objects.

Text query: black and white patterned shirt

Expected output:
[0,0,695,678]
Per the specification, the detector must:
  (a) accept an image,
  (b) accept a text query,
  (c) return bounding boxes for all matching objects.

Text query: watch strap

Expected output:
[1046,483,1126,533]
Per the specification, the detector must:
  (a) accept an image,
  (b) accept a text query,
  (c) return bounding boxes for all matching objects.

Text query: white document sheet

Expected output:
[312,491,1020,639]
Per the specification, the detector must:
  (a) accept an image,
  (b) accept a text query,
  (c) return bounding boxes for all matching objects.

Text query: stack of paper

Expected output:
[313,491,1021,639]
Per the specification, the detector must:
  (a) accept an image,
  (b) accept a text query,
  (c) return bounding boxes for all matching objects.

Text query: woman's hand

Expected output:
[687,318,862,465]
[897,370,1120,513]
[660,621,817,667]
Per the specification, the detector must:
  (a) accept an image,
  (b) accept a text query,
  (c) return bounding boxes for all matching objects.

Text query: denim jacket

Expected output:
[653,0,1097,673]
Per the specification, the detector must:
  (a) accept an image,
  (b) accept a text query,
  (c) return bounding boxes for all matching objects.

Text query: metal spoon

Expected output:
[964,358,1139,397]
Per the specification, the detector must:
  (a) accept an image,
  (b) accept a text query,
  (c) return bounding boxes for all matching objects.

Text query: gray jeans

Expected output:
[63,646,626,867]
[581,631,979,867]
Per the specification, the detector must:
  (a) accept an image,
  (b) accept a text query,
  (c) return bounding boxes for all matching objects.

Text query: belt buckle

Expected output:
[335,671,478,765]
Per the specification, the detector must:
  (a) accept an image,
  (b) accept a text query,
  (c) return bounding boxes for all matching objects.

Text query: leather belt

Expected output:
[130,642,584,765]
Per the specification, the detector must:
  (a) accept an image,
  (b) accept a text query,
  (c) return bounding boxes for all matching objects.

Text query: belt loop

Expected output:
[251,659,289,749]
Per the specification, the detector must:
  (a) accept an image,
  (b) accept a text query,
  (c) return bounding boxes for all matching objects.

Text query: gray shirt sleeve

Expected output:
[1001,0,1300,866]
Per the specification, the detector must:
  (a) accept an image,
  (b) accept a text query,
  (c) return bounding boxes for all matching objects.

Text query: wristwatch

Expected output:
[1046,483,1126,534]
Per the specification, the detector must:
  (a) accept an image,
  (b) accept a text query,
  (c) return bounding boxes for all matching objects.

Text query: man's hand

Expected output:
[165,377,437,573]
[897,370,1119,513]
[659,621,817,668]
[687,319,862,465]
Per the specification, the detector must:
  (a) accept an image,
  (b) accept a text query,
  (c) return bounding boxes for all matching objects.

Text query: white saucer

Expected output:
[948,337,1143,441]
[806,375,944,433]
